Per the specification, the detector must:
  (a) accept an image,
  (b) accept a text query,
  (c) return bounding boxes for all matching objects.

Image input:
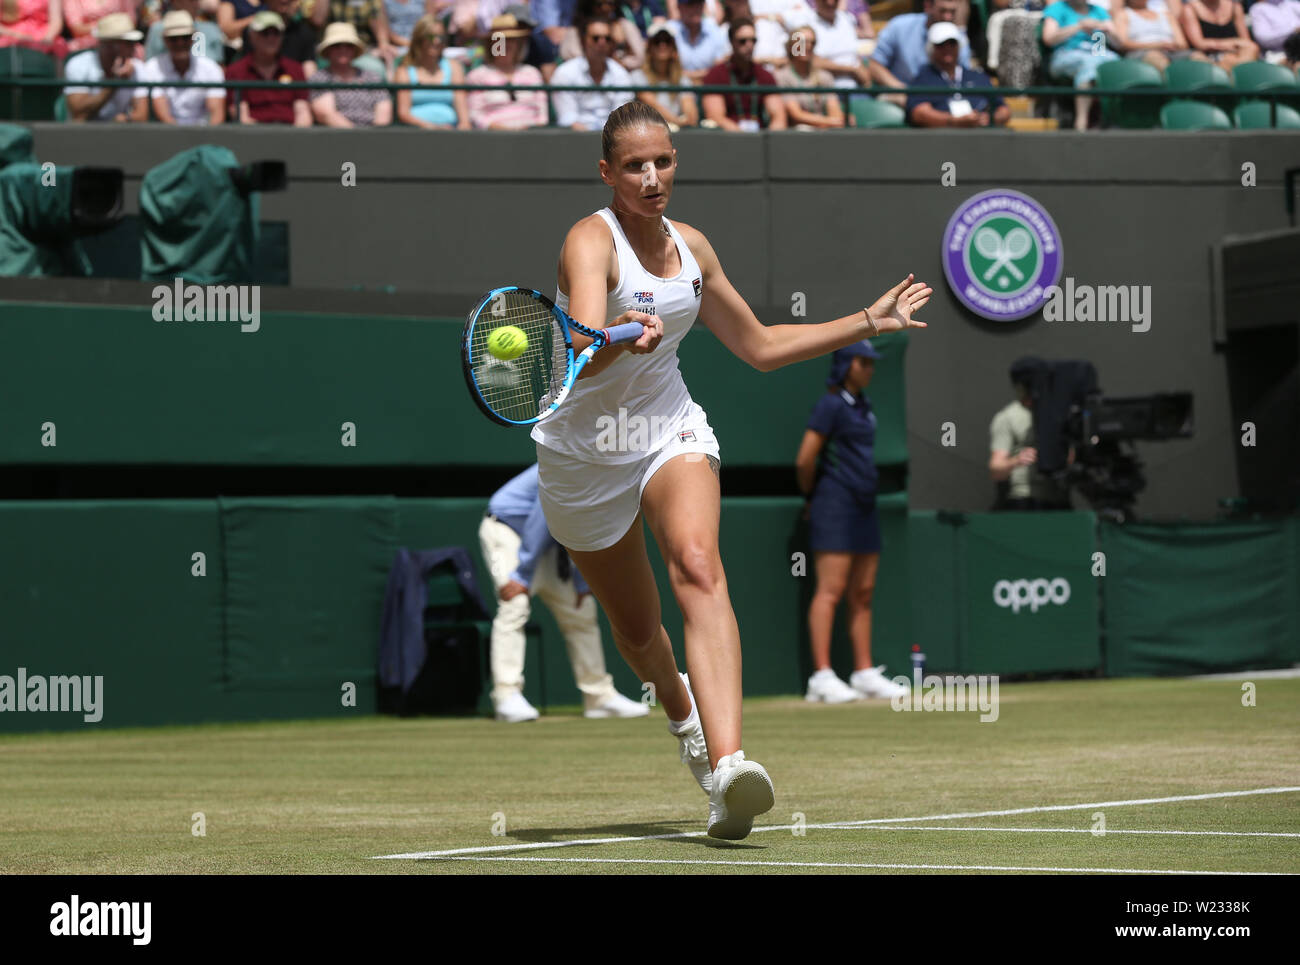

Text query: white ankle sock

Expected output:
[667,675,698,732]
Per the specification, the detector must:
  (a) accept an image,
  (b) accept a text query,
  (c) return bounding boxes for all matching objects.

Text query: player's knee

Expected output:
[668,542,723,595]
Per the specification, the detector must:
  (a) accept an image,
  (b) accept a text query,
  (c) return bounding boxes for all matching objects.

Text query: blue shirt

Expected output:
[1042,2,1111,52]
[663,18,730,73]
[905,64,1004,120]
[488,465,589,594]
[870,13,971,84]
[532,0,579,29]
[807,388,878,501]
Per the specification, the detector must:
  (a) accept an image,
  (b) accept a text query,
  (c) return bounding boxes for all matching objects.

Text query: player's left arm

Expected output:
[679,222,932,373]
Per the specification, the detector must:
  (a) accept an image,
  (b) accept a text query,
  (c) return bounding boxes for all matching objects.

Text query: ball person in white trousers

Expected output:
[480,465,649,723]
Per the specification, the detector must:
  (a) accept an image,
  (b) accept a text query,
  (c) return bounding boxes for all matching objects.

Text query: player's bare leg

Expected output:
[640,452,740,770]
[566,516,691,724]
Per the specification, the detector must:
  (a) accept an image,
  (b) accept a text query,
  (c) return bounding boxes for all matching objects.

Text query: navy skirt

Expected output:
[808,479,881,554]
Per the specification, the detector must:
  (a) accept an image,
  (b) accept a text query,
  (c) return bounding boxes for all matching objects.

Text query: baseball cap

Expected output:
[927,21,962,45]
[827,340,881,385]
[249,10,285,32]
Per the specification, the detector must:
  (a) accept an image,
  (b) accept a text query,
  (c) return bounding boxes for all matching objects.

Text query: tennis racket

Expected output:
[461,286,646,426]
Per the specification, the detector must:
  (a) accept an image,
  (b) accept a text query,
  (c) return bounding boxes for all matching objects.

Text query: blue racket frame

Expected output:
[461,286,644,427]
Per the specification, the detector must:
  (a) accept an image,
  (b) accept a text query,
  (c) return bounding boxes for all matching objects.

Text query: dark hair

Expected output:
[728,15,755,45]
[1286,30,1300,67]
[602,99,674,165]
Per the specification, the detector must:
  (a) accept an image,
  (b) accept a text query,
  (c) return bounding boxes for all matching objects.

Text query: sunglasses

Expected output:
[588,33,613,42]
[734,36,756,45]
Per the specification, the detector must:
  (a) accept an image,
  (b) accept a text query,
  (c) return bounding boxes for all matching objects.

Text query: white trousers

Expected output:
[478,515,615,710]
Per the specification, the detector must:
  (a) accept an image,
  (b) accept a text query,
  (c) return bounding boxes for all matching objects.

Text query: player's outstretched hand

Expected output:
[867,274,932,334]
[616,311,663,355]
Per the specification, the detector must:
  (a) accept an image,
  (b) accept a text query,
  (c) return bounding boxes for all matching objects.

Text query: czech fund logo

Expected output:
[942,189,1064,322]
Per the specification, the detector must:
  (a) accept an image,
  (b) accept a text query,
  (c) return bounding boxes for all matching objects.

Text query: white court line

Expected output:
[858,825,1300,838]
[373,785,1300,860]
[442,856,1293,875]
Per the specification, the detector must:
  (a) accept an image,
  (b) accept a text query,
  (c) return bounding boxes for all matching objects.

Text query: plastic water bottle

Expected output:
[910,644,925,688]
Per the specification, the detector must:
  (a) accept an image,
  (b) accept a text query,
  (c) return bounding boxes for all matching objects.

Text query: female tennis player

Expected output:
[534,100,930,840]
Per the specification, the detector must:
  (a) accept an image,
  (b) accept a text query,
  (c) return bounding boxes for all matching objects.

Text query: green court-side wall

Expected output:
[0,301,909,469]
[2,499,1294,733]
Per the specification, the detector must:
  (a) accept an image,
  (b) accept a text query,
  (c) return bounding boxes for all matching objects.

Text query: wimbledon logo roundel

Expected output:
[942,189,1063,322]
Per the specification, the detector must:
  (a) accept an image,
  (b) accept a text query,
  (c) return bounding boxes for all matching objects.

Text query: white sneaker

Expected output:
[805,668,862,704]
[850,665,909,700]
[667,673,711,795]
[494,691,540,723]
[584,691,651,719]
[707,750,775,841]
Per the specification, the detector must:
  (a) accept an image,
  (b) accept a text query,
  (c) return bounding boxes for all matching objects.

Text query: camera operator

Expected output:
[989,364,1072,511]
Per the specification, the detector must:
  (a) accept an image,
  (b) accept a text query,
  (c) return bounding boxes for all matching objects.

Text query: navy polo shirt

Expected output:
[807,387,878,502]
[905,63,1003,121]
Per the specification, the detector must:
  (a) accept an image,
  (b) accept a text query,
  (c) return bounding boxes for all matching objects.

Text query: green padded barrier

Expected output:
[0,303,909,468]
[1100,518,1299,676]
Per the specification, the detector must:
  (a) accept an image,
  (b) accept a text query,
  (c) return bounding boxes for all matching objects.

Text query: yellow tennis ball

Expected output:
[487,325,528,361]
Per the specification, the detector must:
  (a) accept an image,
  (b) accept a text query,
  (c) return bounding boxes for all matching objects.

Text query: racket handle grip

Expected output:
[603,322,645,345]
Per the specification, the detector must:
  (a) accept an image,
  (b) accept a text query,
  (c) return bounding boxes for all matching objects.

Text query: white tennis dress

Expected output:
[532,206,721,552]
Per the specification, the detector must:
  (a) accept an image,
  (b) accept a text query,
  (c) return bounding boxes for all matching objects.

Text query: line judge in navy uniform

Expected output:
[794,340,907,704]
[906,21,1010,128]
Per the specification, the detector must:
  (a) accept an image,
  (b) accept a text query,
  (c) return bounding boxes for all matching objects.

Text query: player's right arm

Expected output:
[558,217,662,380]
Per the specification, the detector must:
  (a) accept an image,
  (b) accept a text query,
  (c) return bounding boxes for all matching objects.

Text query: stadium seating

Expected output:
[1233,99,1300,129]
[1231,60,1299,94]
[1097,59,1165,129]
[1159,98,1232,131]
[849,96,906,129]
[0,46,59,121]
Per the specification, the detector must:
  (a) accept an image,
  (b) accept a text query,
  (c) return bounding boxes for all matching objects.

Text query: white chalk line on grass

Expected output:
[441,856,1293,875]
[372,785,1300,860]
[860,826,1300,838]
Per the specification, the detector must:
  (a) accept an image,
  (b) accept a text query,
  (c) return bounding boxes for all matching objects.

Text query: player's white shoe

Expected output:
[707,750,775,841]
[667,673,711,795]
[584,692,651,719]
[494,692,540,723]
[805,668,862,703]
[850,666,908,700]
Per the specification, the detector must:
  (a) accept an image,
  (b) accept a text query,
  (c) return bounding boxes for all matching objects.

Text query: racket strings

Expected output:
[471,292,567,421]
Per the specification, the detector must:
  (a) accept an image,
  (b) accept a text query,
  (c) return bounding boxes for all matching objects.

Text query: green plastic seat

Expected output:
[1096,59,1164,129]
[0,45,59,121]
[1233,99,1300,129]
[1159,98,1231,130]
[850,96,906,129]
[1231,60,1298,93]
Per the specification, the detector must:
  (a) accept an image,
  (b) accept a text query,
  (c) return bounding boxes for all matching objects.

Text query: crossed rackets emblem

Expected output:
[973,225,1034,287]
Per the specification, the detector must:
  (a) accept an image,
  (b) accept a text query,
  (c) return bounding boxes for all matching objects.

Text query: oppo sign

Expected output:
[993,578,1072,614]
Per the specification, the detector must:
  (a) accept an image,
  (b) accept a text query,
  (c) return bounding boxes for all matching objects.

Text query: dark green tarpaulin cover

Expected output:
[0,123,34,170]
[0,163,90,276]
[139,144,260,284]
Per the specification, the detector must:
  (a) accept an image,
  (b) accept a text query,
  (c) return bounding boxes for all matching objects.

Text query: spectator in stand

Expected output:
[550,13,634,129]
[664,0,729,80]
[1285,28,1300,68]
[244,0,320,75]
[64,0,136,54]
[776,24,845,127]
[986,0,1045,90]
[906,20,1009,126]
[666,0,724,20]
[381,0,421,57]
[310,21,392,125]
[561,0,645,69]
[1112,0,1203,72]
[630,26,698,128]
[312,0,395,66]
[225,10,312,124]
[64,13,147,120]
[620,0,667,38]
[393,15,469,127]
[869,0,970,105]
[1242,0,1299,60]
[139,9,225,122]
[216,0,257,43]
[724,0,788,68]
[465,9,547,129]
[1042,0,1119,130]
[145,0,226,62]
[1181,0,1257,68]
[700,15,788,127]
[0,0,67,58]
[784,0,870,88]
[529,0,578,80]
